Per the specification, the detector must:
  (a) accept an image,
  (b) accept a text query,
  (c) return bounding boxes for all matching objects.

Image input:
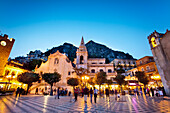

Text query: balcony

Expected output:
[138,61,154,66]
[145,69,156,73]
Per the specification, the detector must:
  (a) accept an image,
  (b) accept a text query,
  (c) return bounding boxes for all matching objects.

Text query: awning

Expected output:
[0,82,12,84]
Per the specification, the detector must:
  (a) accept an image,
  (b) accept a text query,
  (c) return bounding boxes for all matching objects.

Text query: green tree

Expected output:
[114,74,125,91]
[42,72,61,96]
[17,72,40,94]
[114,68,126,92]
[67,78,79,89]
[94,71,107,96]
[135,71,150,87]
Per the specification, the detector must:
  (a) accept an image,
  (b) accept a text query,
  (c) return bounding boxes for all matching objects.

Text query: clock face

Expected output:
[1,41,6,46]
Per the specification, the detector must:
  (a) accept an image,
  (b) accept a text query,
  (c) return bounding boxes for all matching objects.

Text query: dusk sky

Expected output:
[0,0,170,59]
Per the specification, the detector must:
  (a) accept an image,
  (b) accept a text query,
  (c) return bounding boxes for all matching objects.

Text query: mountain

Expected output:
[44,40,135,63]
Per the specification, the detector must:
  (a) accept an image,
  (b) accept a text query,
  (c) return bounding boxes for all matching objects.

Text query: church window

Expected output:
[80,56,84,64]
[141,67,144,72]
[99,62,103,64]
[68,71,70,75]
[99,69,104,72]
[91,69,95,73]
[140,61,142,65]
[54,58,59,64]
[92,62,96,64]
[108,69,112,73]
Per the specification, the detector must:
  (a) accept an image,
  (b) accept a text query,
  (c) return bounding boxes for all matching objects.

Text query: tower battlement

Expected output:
[0,34,15,76]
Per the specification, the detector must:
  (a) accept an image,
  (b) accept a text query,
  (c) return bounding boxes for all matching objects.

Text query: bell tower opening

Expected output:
[80,55,84,64]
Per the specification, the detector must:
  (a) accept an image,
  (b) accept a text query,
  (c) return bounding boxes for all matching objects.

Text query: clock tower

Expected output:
[0,34,15,76]
[76,36,88,69]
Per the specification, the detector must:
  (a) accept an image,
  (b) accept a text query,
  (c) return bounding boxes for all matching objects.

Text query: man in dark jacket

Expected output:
[83,86,89,103]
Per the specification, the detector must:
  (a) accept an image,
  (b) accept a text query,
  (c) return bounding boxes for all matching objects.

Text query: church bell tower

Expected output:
[76,36,88,69]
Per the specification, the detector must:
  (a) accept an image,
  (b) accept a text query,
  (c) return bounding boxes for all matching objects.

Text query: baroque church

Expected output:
[30,37,134,93]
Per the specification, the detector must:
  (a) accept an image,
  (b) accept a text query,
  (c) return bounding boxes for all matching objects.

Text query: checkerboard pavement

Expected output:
[0,94,170,113]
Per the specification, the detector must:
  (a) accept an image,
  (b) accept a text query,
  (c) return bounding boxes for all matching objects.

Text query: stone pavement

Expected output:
[0,94,170,113]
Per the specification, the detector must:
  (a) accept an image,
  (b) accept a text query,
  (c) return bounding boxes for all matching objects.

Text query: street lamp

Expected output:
[82,75,89,87]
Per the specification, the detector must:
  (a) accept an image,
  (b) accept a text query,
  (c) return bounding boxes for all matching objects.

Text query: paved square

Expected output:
[0,95,170,113]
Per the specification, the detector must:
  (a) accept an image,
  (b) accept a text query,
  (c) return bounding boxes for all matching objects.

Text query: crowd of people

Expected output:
[132,87,165,97]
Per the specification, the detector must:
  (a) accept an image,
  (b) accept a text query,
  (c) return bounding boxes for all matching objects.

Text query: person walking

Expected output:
[150,87,154,97]
[105,88,110,101]
[74,87,79,101]
[83,86,89,103]
[54,88,57,95]
[94,87,98,103]
[16,87,20,97]
[35,88,38,94]
[89,88,93,103]
[55,87,60,99]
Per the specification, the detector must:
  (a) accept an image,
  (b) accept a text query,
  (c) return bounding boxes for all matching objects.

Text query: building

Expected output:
[74,37,117,80]
[32,50,77,93]
[111,58,136,71]
[0,34,15,76]
[0,61,28,90]
[148,30,170,96]
[27,50,47,61]
[136,56,162,87]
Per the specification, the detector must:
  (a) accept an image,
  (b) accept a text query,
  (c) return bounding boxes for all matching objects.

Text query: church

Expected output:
[30,37,135,93]
[74,37,116,80]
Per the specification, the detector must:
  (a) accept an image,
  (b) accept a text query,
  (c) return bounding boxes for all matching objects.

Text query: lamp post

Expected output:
[82,76,89,87]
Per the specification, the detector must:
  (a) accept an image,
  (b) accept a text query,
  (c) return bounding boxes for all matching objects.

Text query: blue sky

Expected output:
[0,0,170,59]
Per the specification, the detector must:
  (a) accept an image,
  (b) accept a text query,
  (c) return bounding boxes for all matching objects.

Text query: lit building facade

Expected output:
[0,61,28,90]
[136,56,162,87]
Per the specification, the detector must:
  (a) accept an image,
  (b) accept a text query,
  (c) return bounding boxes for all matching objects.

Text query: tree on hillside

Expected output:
[94,71,107,96]
[135,71,149,87]
[17,72,40,94]
[23,59,43,71]
[42,72,61,96]
[67,78,79,89]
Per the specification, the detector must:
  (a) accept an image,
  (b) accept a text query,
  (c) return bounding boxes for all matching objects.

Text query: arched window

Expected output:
[80,55,84,64]
[99,69,104,72]
[54,58,59,64]
[108,69,112,73]
[68,71,71,75]
[151,37,157,48]
[91,69,95,73]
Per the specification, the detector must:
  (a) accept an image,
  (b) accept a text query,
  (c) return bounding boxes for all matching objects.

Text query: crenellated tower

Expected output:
[0,34,15,76]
